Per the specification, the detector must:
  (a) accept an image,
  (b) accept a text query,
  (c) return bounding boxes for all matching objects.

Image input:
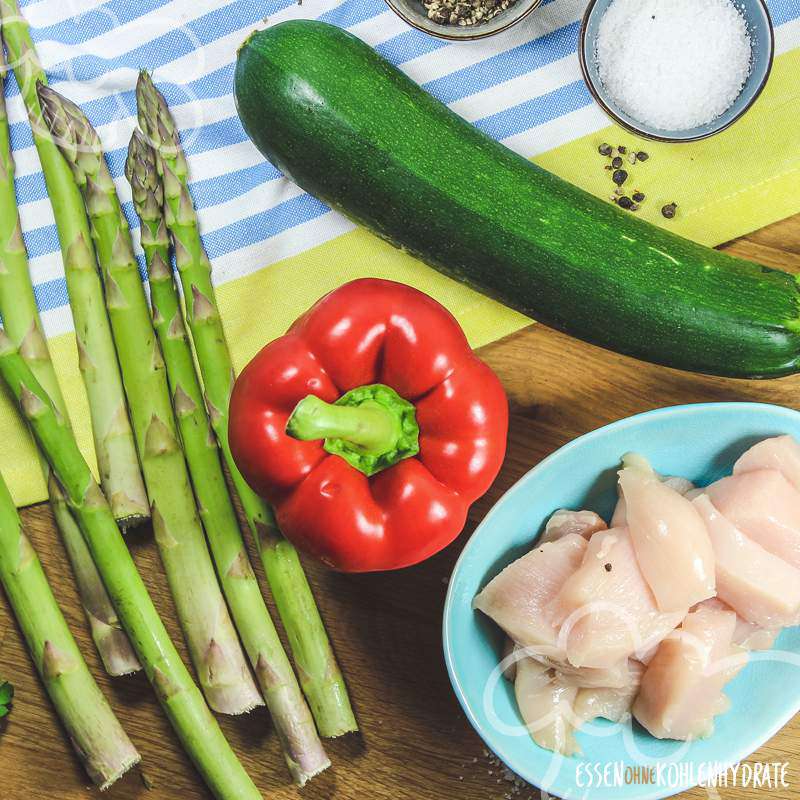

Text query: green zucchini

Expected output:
[234,20,800,379]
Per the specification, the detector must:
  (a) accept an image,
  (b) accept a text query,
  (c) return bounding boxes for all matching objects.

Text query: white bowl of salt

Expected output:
[579,0,774,142]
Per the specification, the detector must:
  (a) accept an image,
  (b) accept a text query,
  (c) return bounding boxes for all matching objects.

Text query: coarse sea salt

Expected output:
[596,0,752,131]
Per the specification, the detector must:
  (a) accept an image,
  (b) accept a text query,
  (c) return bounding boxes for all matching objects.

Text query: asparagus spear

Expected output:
[37,85,261,716]
[126,131,330,784]
[0,466,140,788]
[136,71,358,738]
[0,336,262,800]
[0,0,148,528]
[0,46,140,677]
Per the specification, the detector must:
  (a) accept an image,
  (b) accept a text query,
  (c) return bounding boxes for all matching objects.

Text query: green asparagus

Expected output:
[37,84,260,715]
[137,71,358,738]
[126,130,330,784]
[0,45,139,676]
[0,335,262,800]
[0,466,140,788]
[0,0,148,528]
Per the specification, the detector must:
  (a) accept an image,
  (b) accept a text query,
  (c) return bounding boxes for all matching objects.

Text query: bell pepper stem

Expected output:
[287,395,399,454]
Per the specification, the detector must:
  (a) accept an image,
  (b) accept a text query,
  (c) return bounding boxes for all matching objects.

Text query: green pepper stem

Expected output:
[287,395,399,455]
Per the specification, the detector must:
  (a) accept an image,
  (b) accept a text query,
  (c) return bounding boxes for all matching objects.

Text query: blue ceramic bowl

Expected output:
[579,0,775,142]
[444,403,800,800]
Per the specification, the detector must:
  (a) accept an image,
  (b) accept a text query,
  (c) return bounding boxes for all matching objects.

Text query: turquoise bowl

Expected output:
[444,403,800,800]
[579,0,775,142]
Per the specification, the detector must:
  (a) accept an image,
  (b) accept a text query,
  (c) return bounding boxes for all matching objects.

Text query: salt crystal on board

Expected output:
[596,0,752,131]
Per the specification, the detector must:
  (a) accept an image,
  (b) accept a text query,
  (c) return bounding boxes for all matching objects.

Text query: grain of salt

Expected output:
[596,0,752,131]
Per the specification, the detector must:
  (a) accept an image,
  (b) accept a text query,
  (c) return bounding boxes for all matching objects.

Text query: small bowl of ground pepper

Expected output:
[383,0,543,40]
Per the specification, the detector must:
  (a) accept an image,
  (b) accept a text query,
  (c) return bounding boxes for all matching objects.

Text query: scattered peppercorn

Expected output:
[662,202,678,219]
[617,196,633,209]
[598,142,613,156]
[632,191,646,203]
[636,151,650,162]
[611,156,623,168]
[612,169,628,186]
[604,563,613,572]
[617,145,627,154]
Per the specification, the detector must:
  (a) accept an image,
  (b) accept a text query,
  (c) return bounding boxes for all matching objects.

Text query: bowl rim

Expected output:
[382,0,544,41]
[577,0,776,143]
[442,400,800,800]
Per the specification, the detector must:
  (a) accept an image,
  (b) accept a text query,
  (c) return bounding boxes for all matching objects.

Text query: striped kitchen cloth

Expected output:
[2,0,800,505]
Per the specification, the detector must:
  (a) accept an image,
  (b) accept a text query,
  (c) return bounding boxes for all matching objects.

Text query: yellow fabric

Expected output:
[3,48,799,508]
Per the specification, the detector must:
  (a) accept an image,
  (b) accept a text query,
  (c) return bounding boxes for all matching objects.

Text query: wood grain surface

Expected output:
[1,213,799,800]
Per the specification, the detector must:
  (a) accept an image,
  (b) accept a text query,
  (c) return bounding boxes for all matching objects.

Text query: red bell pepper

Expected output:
[229,278,508,572]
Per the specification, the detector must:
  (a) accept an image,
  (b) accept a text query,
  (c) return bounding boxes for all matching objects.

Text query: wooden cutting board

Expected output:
[1,213,799,800]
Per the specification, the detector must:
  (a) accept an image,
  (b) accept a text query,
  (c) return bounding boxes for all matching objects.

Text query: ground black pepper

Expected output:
[422,0,518,26]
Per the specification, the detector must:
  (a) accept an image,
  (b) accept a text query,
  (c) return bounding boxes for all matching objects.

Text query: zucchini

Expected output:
[234,20,800,378]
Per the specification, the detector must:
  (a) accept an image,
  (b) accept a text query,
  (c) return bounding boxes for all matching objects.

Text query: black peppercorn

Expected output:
[612,169,628,186]
[604,563,613,572]
[662,202,678,219]
[632,191,646,203]
[617,145,627,155]
[598,143,613,156]
[636,151,650,162]
[611,156,623,168]
[617,196,633,210]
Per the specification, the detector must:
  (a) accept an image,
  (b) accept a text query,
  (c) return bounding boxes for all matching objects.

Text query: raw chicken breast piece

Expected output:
[573,661,645,725]
[619,464,715,612]
[610,454,695,528]
[473,534,587,658]
[515,658,580,756]
[704,469,800,570]
[540,509,607,544]
[697,599,778,652]
[633,604,745,740]
[693,494,800,628]
[548,528,685,668]
[734,435,800,491]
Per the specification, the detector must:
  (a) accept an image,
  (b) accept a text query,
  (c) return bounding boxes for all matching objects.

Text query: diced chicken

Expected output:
[573,661,645,725]
[704,469,800,570]
[693,494,800,628]
[696,598,778,652]
[515,658,581,756]
[540,509,607,544]
[611,454,696,528]
[734,435,800,491]
[633,604,745,740]
[619,464,715,612]
[548,528,685,668]
[473,534,587,659]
